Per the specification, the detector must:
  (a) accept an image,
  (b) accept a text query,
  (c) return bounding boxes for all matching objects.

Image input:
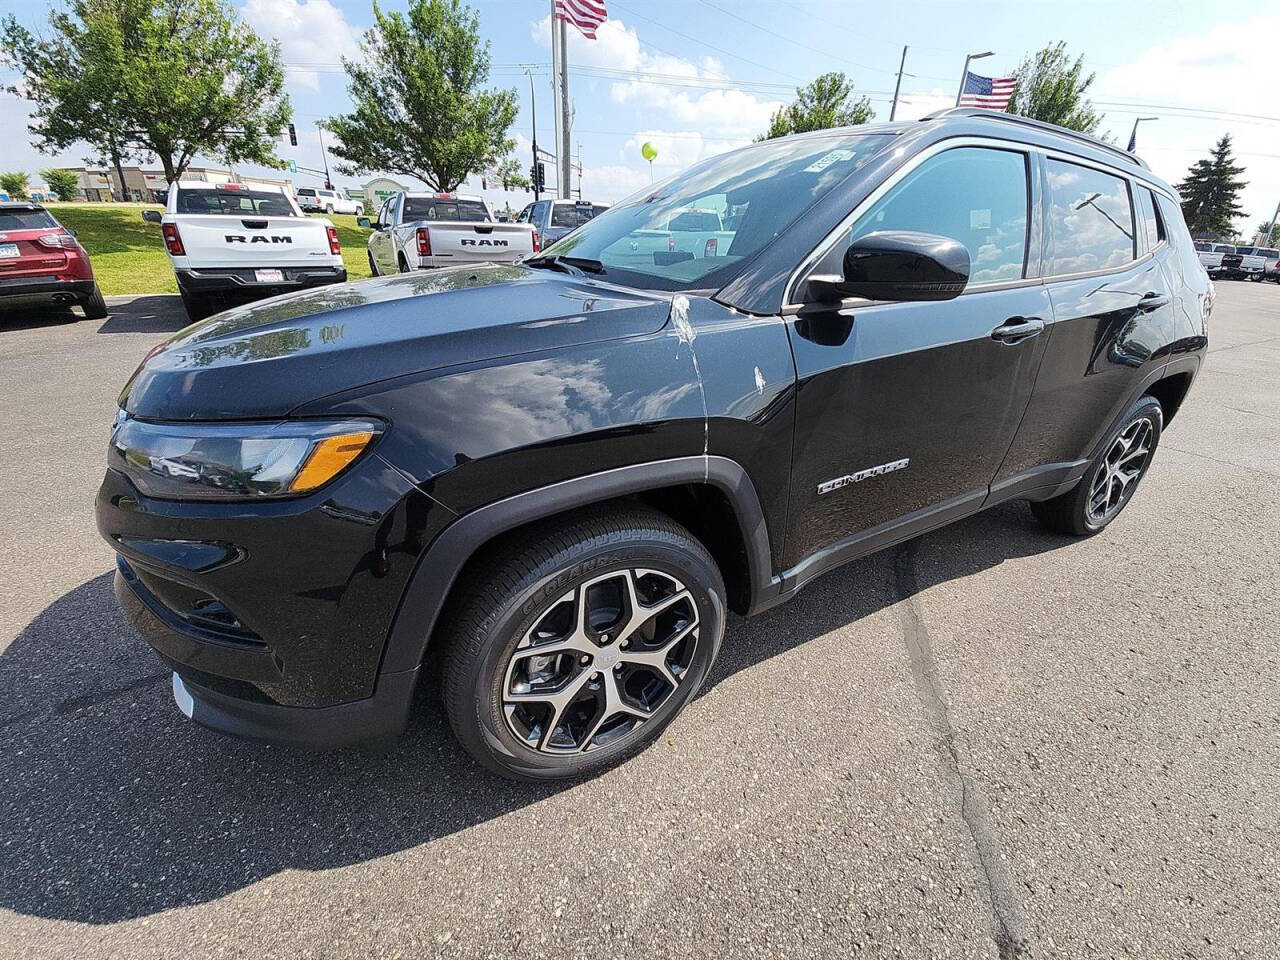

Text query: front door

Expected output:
[784,144,1050,570]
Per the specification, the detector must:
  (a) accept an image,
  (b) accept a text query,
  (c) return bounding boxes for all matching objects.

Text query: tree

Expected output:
[0,172,30,199]
[325,0,519,192]
[42,168,80,201]
[493,156,529,192]
[758,72,873,140]
[1,0,291,185]
[1254,219,1280,247]
[1176,135,1247,238]
[1006,42,1103,135]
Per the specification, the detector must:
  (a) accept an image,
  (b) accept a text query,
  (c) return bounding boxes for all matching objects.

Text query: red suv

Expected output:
[0,202,107,319]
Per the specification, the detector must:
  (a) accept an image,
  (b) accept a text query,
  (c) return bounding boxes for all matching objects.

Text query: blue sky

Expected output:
[3,0,1278,233]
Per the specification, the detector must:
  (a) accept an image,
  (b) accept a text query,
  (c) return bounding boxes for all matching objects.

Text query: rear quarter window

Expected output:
[1046,159,1135,275]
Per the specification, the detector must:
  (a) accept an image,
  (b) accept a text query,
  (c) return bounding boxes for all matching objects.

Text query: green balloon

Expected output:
[641,141,658,162]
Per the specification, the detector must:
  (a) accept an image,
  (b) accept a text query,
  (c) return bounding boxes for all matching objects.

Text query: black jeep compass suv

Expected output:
[98,109,1209,780]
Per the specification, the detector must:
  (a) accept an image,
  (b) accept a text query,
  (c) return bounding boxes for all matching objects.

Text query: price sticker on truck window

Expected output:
[970,209,992,230]
[803,149,854,173]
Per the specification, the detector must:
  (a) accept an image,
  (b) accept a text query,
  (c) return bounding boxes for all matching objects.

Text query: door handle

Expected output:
[990,316,1045,343]
[1137,292,1170,311]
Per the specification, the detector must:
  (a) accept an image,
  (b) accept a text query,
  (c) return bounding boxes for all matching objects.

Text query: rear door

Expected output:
[784,143,1050,567]
[996,157,1176,489]
[173,186,328,267]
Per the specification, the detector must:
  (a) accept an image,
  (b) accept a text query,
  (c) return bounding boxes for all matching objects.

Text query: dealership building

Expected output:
[64,166,296,203]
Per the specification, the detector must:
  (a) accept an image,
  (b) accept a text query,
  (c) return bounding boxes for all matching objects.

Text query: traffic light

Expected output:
[535,162,546,192]
[288,123,297,147]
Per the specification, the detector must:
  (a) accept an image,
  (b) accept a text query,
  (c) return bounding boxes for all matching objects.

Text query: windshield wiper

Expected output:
[524,255,606,276]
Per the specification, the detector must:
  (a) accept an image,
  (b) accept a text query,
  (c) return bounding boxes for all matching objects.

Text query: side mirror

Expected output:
[809,230,970,303]
[356,216,371,228]
[141,209,163,224]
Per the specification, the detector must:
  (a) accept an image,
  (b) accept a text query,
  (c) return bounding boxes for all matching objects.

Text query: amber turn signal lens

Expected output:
[289,432,375,492]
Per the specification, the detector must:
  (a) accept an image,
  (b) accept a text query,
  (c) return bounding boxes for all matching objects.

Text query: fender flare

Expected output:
[378,456,776,675]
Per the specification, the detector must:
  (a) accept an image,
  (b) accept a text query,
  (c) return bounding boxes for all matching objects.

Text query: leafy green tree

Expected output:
[1176,135,1247,238]
[1006,42,1103,135]
[493,156,530,192]
[2,0,291,185]
[1254,219,1280,246]
[758,72,873,140]
[41,168,81,201]
[325,0,519,192]
[0,172,30,198]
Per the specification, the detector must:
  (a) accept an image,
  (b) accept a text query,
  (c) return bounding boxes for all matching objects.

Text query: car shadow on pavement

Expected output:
[96,295,188,334]
[0,500,1071,924]
[0,305,85,331]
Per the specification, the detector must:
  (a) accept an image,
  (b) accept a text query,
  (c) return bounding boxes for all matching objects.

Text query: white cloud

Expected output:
[240,0,362,91]
[1098,15,1280,237]
[622,130,747,171]
[531,14,780,141]
[889,88,954,123]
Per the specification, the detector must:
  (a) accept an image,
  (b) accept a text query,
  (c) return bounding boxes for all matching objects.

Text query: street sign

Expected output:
[288,160,297,174]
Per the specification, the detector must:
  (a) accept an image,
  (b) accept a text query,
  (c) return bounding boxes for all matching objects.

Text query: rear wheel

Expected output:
[179,288,214,322]
[397,253,409,274]
[81,283,108,320]
[325,204,335,214]
[367,250,379,276]
[1030,395,1163,536]
[440,506,726,781]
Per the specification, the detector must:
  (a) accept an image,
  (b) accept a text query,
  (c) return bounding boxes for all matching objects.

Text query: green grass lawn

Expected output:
[48,202,373,295]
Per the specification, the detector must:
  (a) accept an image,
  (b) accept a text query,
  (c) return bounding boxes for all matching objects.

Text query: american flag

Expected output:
[959,71,1016,110]
[554,0,608,39]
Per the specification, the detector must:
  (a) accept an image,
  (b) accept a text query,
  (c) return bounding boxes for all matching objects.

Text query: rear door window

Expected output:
[1045,159,1135,275]
[850,146,1029,284]
[1136,187,1164,252]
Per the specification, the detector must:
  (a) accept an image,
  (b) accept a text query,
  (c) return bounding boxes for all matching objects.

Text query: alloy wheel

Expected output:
[502,568,700,754]
[1087,416,1155,525]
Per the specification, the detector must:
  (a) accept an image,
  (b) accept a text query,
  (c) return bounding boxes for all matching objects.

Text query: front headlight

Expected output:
[110,415,383,500]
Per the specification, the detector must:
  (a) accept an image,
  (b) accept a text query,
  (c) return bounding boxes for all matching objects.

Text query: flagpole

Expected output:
[549,0,560,195]
[955,50,993,107]
[558,16,571,197]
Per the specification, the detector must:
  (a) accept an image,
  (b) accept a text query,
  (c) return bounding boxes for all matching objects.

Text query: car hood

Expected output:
[123,264,673,420]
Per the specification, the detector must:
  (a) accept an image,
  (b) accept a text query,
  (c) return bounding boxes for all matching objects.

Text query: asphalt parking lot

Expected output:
[1,283,1277,959]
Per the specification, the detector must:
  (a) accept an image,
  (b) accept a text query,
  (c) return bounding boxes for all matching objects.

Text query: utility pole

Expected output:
[557,15,571,197]
[549,0,561,197]
[1265,198,1280,247]
[318,126,333,189]
[524,66,540,201]
[889,46,907,121]
[955,51,994,107]
[575,140,582,199]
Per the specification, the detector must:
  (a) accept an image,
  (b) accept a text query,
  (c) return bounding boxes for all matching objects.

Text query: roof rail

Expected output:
[921,107,1149,170]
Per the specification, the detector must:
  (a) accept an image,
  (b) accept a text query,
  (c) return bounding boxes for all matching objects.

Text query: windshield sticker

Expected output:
[803,149,854,174]
[970,208,992,230]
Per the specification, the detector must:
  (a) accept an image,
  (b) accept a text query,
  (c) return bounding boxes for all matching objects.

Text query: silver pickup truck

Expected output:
[1194,240,1234,276]
[1218,245,1279,281]
[361,192,536,274]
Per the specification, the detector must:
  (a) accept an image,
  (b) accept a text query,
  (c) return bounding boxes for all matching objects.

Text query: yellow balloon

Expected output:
[641,141,658,162]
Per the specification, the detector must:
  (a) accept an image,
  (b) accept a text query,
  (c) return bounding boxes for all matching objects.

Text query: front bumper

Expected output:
[0,276,95,309]
[96,453,454,746]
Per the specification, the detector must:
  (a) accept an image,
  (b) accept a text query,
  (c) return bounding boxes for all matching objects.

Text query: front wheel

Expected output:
[1030,395,1163,536]
[367,250,379,276]
[179,288,214,322]
[440,506,726,781]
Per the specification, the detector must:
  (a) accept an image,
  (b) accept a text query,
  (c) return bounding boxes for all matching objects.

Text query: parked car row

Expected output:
[1194,239,1280,281]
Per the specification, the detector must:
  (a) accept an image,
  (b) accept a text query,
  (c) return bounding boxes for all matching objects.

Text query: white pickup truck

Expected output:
[360,192,536,274]
[1223,245,1280,281]
[1194,240,1235,276]
[143,181,346,320]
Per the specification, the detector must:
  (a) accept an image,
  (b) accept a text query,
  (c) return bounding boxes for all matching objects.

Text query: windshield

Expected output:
[542,133,891,290]
[0,208,57,230]
[403,198,490,222]
[1236,247,1257,256]
[296,189,316,197]
[1259,248,1278,257]
[176,189,298,216]
[1215,244,1235,253]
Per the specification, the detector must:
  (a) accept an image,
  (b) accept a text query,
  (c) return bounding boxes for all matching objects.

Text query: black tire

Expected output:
[1249,272,1263,282]
[367,250,379,277]
[1030,395,1163,536]
[397,253,409,274]
[81,283,108,320]
[440,505,726,781]
[325,204,334,214]
[179,288,214,322]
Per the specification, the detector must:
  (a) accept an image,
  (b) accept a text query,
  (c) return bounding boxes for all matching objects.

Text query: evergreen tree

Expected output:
[1177,135,1247,238]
